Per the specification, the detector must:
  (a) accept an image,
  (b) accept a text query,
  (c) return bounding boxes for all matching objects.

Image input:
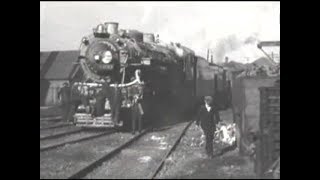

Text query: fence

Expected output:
[255,86,280,178]
[231,76,277,155]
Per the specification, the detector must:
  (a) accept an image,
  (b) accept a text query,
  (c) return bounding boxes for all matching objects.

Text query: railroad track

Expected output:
[40,128,84,141]
[67,121,192,179]
[40,130,116,152]
[67,129,150,179]
[148,121,193,179]
[40,116,62,121]
[40,123,72,131]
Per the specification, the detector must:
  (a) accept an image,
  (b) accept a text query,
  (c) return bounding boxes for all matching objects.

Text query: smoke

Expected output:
[212,34,260,63]
[141,4,154,25]
[146,3,279,63]
[244,33,259,44]
[214,35,242,63]
[207,32,264,64]
[40,2,279,61]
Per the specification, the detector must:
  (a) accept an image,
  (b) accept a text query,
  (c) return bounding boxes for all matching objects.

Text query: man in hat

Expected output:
[58,82,71,122]
[88,89,97,117]
[102,76,121,125]
[196,96,220,158]
[95,76,113,117]
[68,83,82,124]
[131,90,144,135]
[79,85,90,113]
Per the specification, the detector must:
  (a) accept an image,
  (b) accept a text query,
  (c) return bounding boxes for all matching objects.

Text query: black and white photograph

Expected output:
[40,1,280,179]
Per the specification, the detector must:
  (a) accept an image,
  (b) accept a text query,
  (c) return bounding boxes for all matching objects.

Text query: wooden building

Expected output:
[40,50,81,106]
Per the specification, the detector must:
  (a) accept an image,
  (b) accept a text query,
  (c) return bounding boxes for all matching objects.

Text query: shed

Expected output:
[40,50,82,106]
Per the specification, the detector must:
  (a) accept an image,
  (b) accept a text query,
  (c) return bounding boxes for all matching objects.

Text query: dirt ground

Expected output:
[40,126,80,138]
[85,122,189,179]
[40,108,258,179]
[174,148,256,179]
[40,132,133,179]
[156,109,257,179]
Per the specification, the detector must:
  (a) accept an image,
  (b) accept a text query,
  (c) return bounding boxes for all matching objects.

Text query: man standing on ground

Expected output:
[68,83,82,124]
[196,96,220,158]
[131,94,144,134]
[58,82,71,122]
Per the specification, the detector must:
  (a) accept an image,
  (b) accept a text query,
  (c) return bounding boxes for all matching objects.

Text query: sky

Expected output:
[40,1,280,63]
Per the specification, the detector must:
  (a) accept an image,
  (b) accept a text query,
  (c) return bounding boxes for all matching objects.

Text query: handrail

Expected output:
[73,70,144,88]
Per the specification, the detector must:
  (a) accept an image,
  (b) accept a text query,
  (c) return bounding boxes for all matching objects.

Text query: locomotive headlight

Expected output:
[101,51,113,64]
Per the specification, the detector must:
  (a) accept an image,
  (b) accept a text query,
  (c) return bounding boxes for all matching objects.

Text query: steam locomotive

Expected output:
[71,22,198,129]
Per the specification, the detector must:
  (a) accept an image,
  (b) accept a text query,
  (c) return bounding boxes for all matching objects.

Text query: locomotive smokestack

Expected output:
[104,22,119,35]
[143,33,155,43]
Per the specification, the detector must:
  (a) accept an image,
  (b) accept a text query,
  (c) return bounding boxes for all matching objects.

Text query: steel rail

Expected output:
[67,129,150,179]
[148,121,193,179]
[40,129,83,141]
[40,130,116,152]
[40,123,72,131]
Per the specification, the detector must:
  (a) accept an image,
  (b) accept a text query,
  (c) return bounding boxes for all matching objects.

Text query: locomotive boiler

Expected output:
[71,22,197,129]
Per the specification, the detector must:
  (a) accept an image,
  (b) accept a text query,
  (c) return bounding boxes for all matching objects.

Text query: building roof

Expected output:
[40,52,51,71]
[251,57,275,67]
[40,50,79,80]
[223,61,247,71]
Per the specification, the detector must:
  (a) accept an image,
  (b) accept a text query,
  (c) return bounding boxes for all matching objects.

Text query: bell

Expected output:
[96,24,106,34]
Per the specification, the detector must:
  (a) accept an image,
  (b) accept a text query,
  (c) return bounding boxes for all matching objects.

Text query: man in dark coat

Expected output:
[67,83,82,124]
[131,94,144,134]
[196,96,221,158]
[95,89,107,117]
[79,85,90,113]
[88,89,97,117]
[58,82,71,122]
